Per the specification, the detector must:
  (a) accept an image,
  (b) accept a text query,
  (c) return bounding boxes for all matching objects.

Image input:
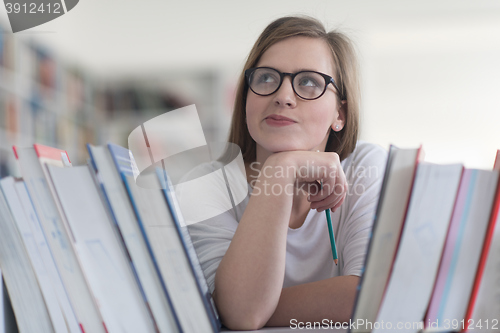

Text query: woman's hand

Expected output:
[269,150,348,212]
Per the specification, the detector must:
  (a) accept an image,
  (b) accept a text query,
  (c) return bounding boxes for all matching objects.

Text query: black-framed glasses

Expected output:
[245,67,344,100]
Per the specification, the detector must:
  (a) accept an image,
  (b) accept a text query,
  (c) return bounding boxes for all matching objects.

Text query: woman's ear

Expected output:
[332,100,347,132]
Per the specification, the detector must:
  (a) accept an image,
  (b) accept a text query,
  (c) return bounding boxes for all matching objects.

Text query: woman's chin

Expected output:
[256,142,325,158]
[268,146,308,153]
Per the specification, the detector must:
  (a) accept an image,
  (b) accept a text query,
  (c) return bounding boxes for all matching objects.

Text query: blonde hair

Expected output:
[227,16,360,163]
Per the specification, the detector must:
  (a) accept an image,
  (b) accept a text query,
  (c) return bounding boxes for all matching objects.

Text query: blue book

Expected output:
[108,143,219,333]
[88,143,181,333]
[157,167,221,331]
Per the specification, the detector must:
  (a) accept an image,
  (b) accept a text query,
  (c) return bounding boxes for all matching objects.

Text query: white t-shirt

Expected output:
[181,141,387,294]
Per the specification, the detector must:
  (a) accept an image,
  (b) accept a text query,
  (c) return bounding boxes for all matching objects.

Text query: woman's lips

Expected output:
[265,115,296,127]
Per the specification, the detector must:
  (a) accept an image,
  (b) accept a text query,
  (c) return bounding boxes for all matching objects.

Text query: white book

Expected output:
[88,144,180,333]
[374,163,463,333]
[14,181,81,333]
[46,164,157,333]
[0,177,68,333]
[158,169,220,328]
[123,172,216,333]
[351,146,421,332]
[0,185,54,333]
[426,168,499,327]
[464,152,500,333]
[15,146,105,333]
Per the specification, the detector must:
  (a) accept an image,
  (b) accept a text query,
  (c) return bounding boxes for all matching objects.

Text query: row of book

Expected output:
[350,146,500,333]
[0,142,220,333]
[2,140,500,333]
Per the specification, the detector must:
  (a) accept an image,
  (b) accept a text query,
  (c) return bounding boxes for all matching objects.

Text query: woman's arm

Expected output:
[214,153,294,330]
[266,275,359,327]
[213,151,347,330]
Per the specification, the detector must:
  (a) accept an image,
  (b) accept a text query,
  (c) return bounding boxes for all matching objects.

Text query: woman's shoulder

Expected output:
[341,141,388,186]
[342,141,387,169]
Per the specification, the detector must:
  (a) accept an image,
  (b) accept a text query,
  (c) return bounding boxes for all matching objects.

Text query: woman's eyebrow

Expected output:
[260,66,323,73]
[293,68,332,74]
[295,68,317,72]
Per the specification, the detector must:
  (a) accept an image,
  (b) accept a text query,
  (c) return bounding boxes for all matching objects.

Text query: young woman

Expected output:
[185,16,387,330]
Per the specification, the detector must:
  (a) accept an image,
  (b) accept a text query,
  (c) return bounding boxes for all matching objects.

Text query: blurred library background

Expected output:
[1,0,500,177]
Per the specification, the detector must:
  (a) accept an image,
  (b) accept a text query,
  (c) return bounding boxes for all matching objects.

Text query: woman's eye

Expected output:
[257,73,277,83]
[298,77,319,87]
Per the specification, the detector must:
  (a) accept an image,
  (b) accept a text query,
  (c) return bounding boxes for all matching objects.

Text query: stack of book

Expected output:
[351,146,500,333]
[0,143,220,333]
[1,142,500,333]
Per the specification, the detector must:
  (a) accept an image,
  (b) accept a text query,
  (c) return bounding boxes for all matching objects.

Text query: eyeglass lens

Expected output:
[248,68,326,99]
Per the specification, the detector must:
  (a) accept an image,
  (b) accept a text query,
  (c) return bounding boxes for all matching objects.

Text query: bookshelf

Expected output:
[1,19,234,179]
[99,69,233,150]
[0,21,103,178]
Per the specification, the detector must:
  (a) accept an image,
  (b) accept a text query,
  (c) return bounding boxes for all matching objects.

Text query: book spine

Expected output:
[461,171,500,332]
[160,169,220,331]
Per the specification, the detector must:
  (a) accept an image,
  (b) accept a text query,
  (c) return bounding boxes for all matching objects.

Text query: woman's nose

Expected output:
[272,77,297,107]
